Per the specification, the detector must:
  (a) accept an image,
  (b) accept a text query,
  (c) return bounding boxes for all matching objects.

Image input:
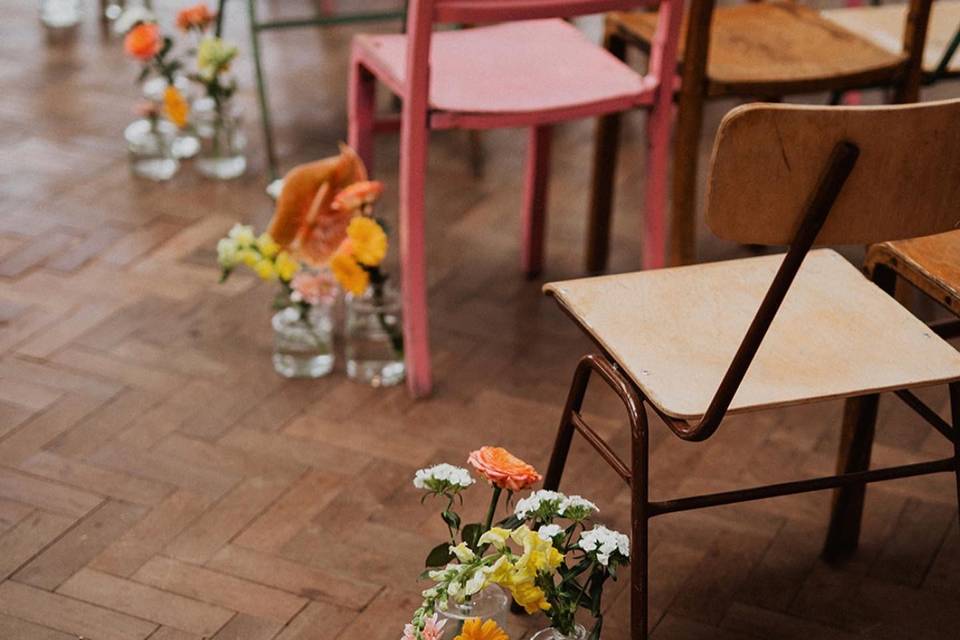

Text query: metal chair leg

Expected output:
[950,382,960,529]
[544,357,596,491]
[631,391,650,640]
[247,0,280,181]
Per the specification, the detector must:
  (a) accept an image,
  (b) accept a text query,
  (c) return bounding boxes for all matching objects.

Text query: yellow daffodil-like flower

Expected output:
[331,251,369,295]
[256,232,280,259]
[454,618,510,640]
[509,580,551,614]
[510,527,564,583]
[346,217,388,267]
[253,259,277,281]
[478,527,511,550]
[482,555,514,586]
[163,85,190,128]
[197,36,238,77]
[238,249,259,267]
[275,251,300,282]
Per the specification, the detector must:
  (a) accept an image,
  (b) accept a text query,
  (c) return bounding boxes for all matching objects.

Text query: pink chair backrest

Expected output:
[400,0,682,109]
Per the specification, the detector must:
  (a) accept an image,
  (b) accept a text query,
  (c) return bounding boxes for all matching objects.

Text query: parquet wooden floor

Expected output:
[1,1,958,638]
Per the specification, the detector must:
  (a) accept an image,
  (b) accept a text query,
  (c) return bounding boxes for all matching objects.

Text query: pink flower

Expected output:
[291,271,335,306]
[402,614,447,640]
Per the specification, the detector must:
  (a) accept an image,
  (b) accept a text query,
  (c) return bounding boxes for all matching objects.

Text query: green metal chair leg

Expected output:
[246,0,280,181]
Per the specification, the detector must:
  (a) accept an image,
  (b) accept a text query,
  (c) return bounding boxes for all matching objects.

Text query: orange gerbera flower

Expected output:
[124,22,162,61]
[468,447,542,492]
[454,619,509,640]
[176,3,215,32]
[163,85,189,128]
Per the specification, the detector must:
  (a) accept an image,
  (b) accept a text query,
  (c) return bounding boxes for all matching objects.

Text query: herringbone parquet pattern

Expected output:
[1,1,958,638]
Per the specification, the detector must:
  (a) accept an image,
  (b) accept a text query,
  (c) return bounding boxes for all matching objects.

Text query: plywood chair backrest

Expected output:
[705,99,960,246]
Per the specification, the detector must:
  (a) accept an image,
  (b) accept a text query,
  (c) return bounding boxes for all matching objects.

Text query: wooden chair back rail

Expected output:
[706,100,960,246]
[431,0,651,23]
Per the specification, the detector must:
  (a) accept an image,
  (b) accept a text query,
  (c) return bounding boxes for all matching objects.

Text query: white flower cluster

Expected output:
[514,490,598,522]
[577,525,629,567]
[413,463,475,493]
[537,524,564,541]
[217,223,256,269]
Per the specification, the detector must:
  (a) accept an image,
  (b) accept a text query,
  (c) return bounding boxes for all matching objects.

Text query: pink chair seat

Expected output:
[354,19,653,125]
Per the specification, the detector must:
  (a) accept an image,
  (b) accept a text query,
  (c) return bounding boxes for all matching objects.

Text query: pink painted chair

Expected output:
[348,0,683,397]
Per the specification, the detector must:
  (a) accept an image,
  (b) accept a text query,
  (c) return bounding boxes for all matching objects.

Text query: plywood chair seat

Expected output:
[545,249,960,420]
[608,1,905,96]
[354,19,654,127]
[867,230,960,313]
[823,1,960,77]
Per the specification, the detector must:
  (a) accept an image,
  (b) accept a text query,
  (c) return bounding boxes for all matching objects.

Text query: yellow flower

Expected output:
[509,580,551,614]
[256,232,280,259]
[483,555,514,586]
[478,527,511,550]
[454,619,509,640]
[163,85,189,128]
[197,36,238,77]
[275,251,299,282]
[253,259,277,281]
[238,249,259,267]
[346,217,388,267]
[510,527,564,582]
[228,223,256,247]
[331,251,369,295]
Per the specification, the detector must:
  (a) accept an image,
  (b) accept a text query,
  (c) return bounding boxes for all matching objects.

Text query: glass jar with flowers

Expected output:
[217,223,335,378]
[120,13,194,176]
[189,34,246,179]
[405,447,630,640]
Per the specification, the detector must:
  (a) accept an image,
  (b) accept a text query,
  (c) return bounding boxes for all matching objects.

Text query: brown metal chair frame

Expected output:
[585,0,934,271]
[544,141,960,638]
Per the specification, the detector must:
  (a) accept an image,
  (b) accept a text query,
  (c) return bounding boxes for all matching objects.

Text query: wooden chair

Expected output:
[823,228,960,561]
[586,0,934,273]
[824,0,960,84]
[348,0,684,397]
[543,99,960,638]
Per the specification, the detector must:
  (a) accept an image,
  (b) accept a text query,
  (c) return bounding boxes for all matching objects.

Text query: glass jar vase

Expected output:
[142,76,200,160]
[271,305,334,378]
[194,97,247,180]
[124,118,179,181]
[438,586,510,640]
[344,285,405,387]
[528,625,587,640]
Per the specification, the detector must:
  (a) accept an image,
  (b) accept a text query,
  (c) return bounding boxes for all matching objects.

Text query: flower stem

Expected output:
[483,486,502,533]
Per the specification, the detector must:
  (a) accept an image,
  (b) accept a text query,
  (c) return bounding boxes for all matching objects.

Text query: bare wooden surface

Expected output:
[706,100,960,246]
[868,230,960,314]
[0,1,959,638]
[824,0,960,76]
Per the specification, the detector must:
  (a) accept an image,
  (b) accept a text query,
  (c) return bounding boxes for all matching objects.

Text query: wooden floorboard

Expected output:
[0,0,958,637]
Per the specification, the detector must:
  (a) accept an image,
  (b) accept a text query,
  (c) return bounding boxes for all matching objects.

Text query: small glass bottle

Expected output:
[124,117,179,181]
[272,305,335,379]
[344,284,405,387]
[194,97,247,180]
[40,0,81,29]
[437,586,510,640]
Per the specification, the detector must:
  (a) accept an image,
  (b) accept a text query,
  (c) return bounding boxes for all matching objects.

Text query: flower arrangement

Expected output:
[120,11,189,129]
[407,447,629,640]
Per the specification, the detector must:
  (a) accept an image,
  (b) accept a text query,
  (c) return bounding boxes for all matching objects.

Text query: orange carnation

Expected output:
[176,3,215,32]
[468,447,541,492]
[124,22,162,61]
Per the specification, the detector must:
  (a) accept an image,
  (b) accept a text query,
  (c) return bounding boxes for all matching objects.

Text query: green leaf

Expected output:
[496,514,522,530]
[461,523,483,549]
[425,543,452,568]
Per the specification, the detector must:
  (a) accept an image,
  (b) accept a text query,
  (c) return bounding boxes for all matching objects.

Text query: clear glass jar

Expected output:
[438,586,510,640]
[272,305,335,378]
[529,625,587,640]
[124,118,179,181]
[142,76,200,160]
[344,285,405,387]
[194,97,247,180]
[40,0,81,28]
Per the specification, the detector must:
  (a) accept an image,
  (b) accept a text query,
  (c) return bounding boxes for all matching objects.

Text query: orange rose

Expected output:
[124,23,162,61]
[468,447,542,492]
[176,3,215,32]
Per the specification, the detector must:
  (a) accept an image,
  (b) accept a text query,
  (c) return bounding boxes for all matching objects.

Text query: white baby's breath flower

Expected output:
[413,463,475,493]
[113,6,155,34]
[217,238,239,268]
[537,524,564,541]
[228,223,256,247]
[578,525,630,567]
[560,495,599,521]
[514,490,565,520]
